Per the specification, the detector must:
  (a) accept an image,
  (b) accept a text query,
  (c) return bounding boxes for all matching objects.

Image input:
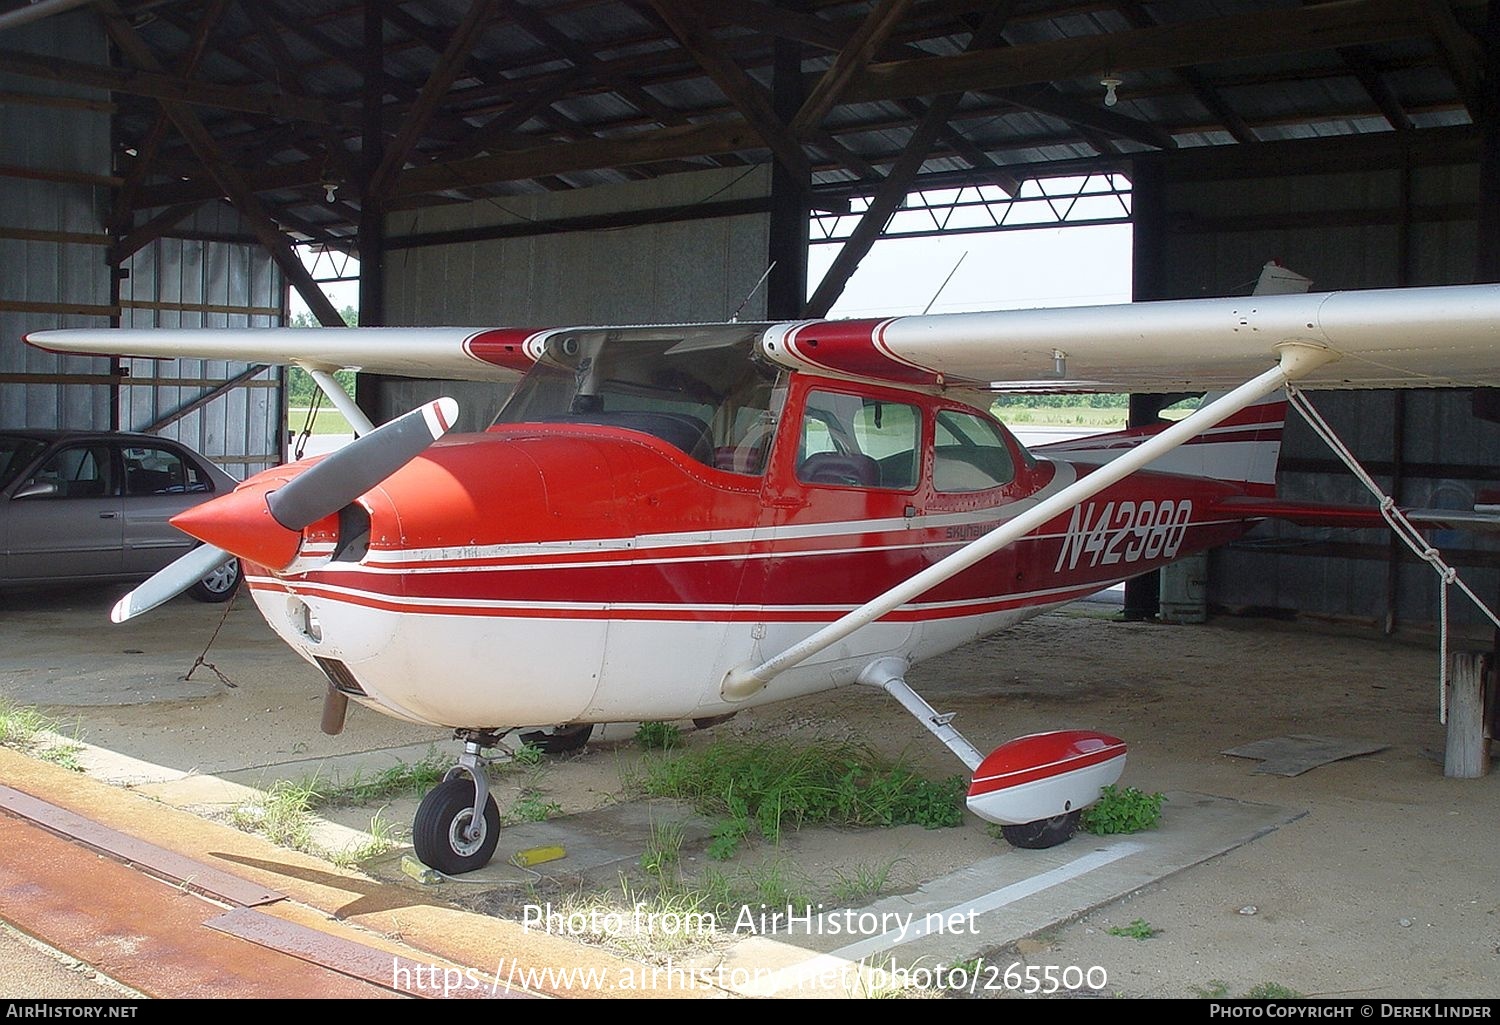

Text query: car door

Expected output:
[4,441,124,582]
[118,441,210,574]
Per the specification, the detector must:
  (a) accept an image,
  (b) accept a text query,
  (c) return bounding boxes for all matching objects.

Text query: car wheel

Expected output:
[187,557,241,603]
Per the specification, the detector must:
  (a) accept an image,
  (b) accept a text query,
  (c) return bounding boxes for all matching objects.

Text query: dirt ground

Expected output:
[2,587,1497,999]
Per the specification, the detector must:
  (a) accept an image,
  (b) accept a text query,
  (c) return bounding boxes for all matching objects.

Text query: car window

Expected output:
[27,444,114,499]
[934,409,1016,492]
[0,436,46,490]
[121,445,210,496]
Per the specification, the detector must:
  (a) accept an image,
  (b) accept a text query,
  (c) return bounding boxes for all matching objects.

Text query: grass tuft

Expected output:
[1081,784,1166,835]
[636,738,965,858]
[635,721,682,751]
[1106,918,1159,940]
[0,698,85,771]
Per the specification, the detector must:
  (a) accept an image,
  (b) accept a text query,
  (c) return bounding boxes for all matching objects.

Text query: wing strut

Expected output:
[301,363,375,436]
[721,341,1340,701]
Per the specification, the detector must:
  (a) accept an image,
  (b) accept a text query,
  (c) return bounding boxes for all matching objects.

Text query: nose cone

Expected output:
[171,479,303,570]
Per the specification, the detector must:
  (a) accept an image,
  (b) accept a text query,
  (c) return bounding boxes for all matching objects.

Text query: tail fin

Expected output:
[1028,392,1287,497]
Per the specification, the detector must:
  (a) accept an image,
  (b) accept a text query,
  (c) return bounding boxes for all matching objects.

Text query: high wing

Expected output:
[761,283,1500,392]
[25,281,1500,392]
[26,325,544,382]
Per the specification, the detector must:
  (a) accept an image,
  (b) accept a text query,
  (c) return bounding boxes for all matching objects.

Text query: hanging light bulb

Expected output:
[323,181,338,204]
[1100,73,1123,107]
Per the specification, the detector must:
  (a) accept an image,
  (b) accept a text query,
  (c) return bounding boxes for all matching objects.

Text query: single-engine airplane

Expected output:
[25,279,1500,873]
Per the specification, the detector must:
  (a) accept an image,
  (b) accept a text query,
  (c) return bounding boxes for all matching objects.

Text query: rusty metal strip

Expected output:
[204,907,536,1000]
[0,816,395,999]
[0,785,284,908]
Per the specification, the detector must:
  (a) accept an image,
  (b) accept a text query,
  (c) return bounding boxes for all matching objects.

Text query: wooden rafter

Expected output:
[1111,2,1254,144]
[645,0,810,180]
[791,0,914,136]
[0,45,348,124]
[803,2,1018,319]
[1418,0,1483,118]
[95,3,343,327]
[846,0,1428,105]
[367,0,496,201]
[110,0,230,236]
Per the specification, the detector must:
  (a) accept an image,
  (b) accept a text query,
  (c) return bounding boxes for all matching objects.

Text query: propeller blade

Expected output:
[111,543,234,623]
[267,397,458,531]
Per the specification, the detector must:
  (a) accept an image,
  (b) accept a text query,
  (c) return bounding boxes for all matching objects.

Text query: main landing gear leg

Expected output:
[412,729,504,874]
[857,657,983,771]
[857,657,1125,851]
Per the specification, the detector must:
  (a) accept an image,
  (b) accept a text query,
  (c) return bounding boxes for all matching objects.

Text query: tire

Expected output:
[188,557,241,603]
[518,724,593,754]
[1000,810,1081,850]
[412,777,501,875]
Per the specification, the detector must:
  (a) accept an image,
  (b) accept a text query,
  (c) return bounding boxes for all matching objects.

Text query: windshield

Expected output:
[0,436,46,490]
[494,332,785,475]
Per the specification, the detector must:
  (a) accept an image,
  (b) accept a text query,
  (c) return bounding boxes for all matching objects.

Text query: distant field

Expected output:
[288,407,353,435]
[992,405,1128,428]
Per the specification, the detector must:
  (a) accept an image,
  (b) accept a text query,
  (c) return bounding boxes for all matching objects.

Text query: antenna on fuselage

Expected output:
[922,251,969,316]
[729,261,777,322]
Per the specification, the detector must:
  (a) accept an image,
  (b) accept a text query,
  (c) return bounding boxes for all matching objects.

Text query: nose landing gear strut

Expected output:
[412,729,506,874]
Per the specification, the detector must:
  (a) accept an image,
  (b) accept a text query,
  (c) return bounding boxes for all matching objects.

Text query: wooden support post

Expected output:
[1444,651,1492,778]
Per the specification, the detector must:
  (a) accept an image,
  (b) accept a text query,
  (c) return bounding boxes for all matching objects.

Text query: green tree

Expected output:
[286,305,358,405]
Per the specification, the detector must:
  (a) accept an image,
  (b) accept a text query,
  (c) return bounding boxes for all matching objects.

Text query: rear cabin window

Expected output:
[933,409,1016,492]
[797,391,920,490]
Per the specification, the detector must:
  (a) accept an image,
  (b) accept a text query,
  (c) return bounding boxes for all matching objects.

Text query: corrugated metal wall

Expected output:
[0,14,284,480]
[1138,133,1499,633]
[119,203,285,479]
[376,166,772,429]
[0,11,113,431]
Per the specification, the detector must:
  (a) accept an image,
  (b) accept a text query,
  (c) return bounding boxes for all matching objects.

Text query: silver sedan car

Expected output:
[0,429,242,601]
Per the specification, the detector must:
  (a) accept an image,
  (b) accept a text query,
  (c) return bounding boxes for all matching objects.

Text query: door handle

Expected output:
[99,512,117,519]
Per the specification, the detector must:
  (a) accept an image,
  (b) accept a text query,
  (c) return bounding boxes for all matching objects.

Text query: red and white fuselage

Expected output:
[219,374,1279,732]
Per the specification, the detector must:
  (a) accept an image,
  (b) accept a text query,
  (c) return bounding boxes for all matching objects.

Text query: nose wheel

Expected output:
[412,732,502,874]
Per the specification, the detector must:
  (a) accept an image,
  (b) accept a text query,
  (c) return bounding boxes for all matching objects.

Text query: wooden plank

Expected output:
[119,299,284,317]
[368,0,498,201]
[845,0,1427,104]
[648,0,810,180]
[0,46,350,125]
[791,0,914,135]
[386,195,771,249]
[0,88,116,113]
[0,226,111,246]
[0,163,122,188]
[394,119,762,197]
[100,2,345,329]
[0,299,118,317]
[0,373,122,386]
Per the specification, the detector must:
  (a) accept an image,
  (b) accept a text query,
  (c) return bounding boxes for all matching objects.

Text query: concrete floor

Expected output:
[1,582,1496,998]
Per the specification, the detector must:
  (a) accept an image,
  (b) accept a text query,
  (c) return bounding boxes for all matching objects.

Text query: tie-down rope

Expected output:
[1286,385,1500,724]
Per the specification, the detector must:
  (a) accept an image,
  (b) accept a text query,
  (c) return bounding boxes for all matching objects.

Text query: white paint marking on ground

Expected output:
[741,840,1144,996]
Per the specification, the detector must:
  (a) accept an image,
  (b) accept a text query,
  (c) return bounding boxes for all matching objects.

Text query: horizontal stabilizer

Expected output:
[1213,497,1500,534]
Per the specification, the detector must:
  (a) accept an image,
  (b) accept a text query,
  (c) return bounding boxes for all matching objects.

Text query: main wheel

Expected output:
[412,778,500,874]
[188,557,241,603]
[1000,810,1081,850]
[518,724,592,754]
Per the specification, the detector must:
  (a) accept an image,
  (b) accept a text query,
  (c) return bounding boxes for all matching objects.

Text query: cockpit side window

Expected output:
[797,391,920,491]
